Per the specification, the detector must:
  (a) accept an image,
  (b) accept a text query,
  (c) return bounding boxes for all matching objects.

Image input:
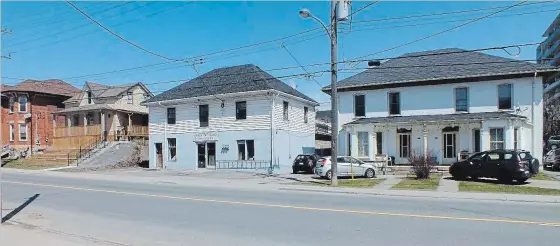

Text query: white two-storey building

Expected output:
[324,49,558,164]
[143,64,317,171]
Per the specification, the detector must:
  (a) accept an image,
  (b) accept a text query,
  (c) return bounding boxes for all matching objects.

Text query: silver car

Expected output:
[548,136,560,149]
[315,156,377,180]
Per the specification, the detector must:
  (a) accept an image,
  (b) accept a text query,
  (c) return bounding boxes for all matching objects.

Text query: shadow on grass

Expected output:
[2,194,40,223]
[444,176,529,185]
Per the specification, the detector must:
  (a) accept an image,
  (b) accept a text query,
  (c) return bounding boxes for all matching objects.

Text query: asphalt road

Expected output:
[2,172,559,246]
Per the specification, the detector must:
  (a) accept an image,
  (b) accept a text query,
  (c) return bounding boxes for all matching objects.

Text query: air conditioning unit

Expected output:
[24,113,32,119]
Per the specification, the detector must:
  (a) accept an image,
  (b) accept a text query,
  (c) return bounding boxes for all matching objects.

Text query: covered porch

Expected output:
[342,112,530,165]
[52,104,148,149]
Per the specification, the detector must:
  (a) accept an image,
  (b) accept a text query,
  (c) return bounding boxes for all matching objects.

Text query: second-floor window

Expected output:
[283,101,289,121]
[388,92,400,115]
[167,108,176,125]
[304,106,309,123]
[354,94,365,117]
[18,95,28,112]
[199,104,209,127]
[455,87,469,112]
[127,91,133,104]
[8,96,14,113]
[236,101,246,120]
[87,91,92,104]
[498,84,512,110]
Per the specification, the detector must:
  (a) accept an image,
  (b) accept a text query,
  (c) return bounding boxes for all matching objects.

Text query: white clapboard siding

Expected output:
[149,95,273,134]
[273,95,315,134]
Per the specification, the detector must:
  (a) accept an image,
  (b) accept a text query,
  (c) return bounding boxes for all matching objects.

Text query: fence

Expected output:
[215,160,278,171]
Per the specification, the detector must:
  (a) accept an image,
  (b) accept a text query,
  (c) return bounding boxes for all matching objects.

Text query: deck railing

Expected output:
[54,125,102,137]
[127,125,149,136]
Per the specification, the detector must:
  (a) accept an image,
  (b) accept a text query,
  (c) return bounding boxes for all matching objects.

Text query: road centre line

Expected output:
[3,180,560,227]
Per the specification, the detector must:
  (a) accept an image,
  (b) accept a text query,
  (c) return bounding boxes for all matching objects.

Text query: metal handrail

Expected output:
[67,134,106,166]
[215,160,274,170]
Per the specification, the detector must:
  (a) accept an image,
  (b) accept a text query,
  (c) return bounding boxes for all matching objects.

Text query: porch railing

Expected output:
[127,125,149,136]
[54,125,102,137]
[215,160,275,170]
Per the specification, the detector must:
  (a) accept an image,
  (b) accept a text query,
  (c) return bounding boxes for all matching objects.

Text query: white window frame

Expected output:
[357,131,369,157]
[18,95,28,113]
[490,128,504,150]
[8,96,15,113]
[167,138,177,161]
[9,124,14,142]
[454,87,469,112]
[398,133,411,158]
[237,140,255,160]
[353,94,366,117]
[19,123,28,141]
[388,92,401,115]
[497,83,513,110]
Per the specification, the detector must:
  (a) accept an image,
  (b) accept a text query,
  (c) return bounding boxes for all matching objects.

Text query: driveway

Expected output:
[543,169,560,181]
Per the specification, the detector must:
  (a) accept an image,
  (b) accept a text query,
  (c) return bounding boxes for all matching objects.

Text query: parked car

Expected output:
[548,136,560,149]
[315,156,377,180]
[544,149,560,171]
[292,154,321,174]
[449,149,539,183]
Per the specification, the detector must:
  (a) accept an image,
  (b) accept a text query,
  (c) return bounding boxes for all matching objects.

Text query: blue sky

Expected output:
[1,1,559,109]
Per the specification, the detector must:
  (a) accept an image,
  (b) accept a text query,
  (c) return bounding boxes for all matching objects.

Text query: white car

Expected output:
[315,156,377,180]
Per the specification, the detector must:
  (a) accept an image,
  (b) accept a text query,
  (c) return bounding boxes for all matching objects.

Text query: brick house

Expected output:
[1,79,80,151]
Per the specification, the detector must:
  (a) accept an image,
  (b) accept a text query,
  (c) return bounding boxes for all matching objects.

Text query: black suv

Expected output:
[292,154,321,174]
[449,149,539,183]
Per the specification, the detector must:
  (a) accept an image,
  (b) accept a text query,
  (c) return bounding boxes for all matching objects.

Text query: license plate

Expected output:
[299,162,304,165]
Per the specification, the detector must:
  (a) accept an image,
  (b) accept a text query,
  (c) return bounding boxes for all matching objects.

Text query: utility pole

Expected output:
[330,0,339,186]
[0,27,11,223]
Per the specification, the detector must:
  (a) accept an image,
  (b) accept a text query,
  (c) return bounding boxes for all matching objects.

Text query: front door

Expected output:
[197,143,206,168]
[155,143,163,168]
[442,132,457,165]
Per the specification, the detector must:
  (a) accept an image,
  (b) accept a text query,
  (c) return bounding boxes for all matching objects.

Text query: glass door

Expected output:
[197,143,206,168]
[207,142,216,167]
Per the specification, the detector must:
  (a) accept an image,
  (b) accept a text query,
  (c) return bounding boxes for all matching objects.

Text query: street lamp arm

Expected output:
[309,15,331,39]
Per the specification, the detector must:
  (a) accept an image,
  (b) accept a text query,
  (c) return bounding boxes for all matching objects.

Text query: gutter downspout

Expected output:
[270,91,280,174]
[158,101,166,169]
[532,71,536,161]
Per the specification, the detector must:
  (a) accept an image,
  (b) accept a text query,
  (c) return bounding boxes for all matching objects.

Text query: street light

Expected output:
[299,2,340,186]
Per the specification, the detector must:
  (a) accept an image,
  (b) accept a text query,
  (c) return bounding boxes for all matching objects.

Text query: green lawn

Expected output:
[296,178,386,188]
[530,173,556,181]
[392,174,442,190]
[2,159,68,170]
[458,182,560,196]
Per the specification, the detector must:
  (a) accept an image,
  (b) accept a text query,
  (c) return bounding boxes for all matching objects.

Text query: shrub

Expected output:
[408,149,438,179]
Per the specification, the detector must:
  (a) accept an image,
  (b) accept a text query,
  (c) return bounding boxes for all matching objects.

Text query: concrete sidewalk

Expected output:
[3,168,560,204]
[0,222,114,246]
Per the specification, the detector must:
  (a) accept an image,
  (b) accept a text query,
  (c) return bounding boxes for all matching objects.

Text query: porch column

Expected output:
[422,124,428,161]
[128,113,132,136]
[67,115,72,136]
[83,113,88,135]
[505,120,514,149]
[100,111,106,141]
[52,114,57,137]
[480,121,490,151]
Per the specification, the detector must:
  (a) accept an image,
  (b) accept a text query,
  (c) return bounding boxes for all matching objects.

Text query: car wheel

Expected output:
[498,172,512,184]
[325,170,333,180]
[365,168,375,178]
[516,178,528,183]
[292,168,298,174]
[450,167,466,180]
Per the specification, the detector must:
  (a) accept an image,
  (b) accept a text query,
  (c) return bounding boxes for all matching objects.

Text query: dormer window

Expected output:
[127,91,133,104]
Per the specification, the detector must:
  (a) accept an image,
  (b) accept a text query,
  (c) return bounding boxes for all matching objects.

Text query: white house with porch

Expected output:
[323,48,559,165]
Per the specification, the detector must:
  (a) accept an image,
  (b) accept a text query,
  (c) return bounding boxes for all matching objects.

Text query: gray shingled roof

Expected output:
[144,64,317,104]
[325,48,558,91]
[345,112,526,125]
[64,82,149,104]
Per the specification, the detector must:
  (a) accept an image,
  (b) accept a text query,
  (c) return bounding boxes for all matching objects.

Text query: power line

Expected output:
[281,43,323,87]
[349,0,530,63]
[65,1,184,62]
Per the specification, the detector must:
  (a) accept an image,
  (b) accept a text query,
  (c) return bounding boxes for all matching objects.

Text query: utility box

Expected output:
[337,0,350,21]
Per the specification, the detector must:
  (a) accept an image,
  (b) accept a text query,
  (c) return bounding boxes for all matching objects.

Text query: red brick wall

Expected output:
[1,93,68,149]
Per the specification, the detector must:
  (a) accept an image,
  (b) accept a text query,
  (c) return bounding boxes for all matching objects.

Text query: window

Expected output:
[167,138,176,161]
[304,107,308,123]
[283,101,289,121]
[399,134,411,158]
[236,101,247,120]
[8,96,14,113]
[199,105,209,127]
[455,87,469,112]
[18,95,28,112]
[127,91,133,104]
[443,133,457,158]
[469,152,487,162]
[354,94,365,117]
[376,132,383,154]
[19,123,27,141]
[167,108,176,125]
[357,132,369,157]
[9,124,14,141]
[490,128,504,150]
[514,128,519,150]
[87,91,92,104]
[237,140,255,160]
[498,84,512,109]
[473,129,481,153]
[388,92,400,115]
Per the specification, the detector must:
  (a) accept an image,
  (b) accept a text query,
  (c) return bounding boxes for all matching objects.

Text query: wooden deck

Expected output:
[52,125,148,149]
